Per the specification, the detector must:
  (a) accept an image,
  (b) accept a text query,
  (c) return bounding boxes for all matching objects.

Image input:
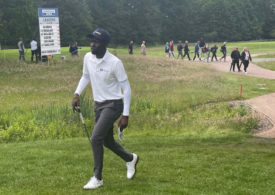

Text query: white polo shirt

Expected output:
[30,40,37,51]
[75,50,128,103]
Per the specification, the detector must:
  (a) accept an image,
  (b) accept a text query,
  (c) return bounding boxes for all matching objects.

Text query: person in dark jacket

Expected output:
[177,41,183,59]
[199,38,206,59]
[230,47,241,72]
[128,40,134,55]
[183,40,191,60]
[240,47,252,74]
[69,42,79,56]
[210,44,218,61]
[193,41,200,61]
[220,42,227,62]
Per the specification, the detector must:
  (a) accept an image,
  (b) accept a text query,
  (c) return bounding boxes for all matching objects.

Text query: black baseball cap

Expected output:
[87,28,110,46]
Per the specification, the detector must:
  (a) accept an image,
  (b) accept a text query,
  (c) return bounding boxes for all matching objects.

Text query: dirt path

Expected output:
[205,56,275,138]
[207,57,275,79]
[246,93,275,138]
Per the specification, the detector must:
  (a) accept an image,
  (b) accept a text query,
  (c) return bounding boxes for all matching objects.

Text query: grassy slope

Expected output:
[1,41,275,194]
[255,61,275,71]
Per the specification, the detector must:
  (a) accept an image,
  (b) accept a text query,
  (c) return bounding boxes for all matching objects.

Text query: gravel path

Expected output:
[205,56,275,138]
[207,57,275,79]
[251,58,275,62]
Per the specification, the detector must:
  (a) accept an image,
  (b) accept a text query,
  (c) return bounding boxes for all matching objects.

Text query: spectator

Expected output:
[177,41,183,59]
[18,37,25,61]
[193,41,200,61]
[141,41,146,56]
[169,40,174,58]
[165,42,170,58]
[69,42,79,56]
[230,47,241,72]
[199,37,205,59]
[30,39,38,62]
[210,44,218,61]
[220,42,227,62]
[128,40,134,55]
[183,40,191,60]
[240,47,252,74]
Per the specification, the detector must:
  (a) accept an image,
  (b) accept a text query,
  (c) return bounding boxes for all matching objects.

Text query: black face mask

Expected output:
[90,39,106,57]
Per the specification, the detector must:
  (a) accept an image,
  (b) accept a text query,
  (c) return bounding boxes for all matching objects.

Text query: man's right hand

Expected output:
[72,94,80,112]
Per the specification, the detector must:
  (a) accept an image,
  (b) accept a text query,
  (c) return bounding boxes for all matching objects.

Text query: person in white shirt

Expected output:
[30,39,38,62]
[240,47,252,74]
[72,28,139,190]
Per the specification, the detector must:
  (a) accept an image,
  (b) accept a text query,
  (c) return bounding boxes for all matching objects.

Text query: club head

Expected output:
[118,127,124,141]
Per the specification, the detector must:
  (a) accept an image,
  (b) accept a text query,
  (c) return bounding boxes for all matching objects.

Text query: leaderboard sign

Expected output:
[38,8,61,56]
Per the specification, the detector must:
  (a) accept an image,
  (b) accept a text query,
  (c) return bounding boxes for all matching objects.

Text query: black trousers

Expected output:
[211,53,217,61]
[92,100,133,180]
[177,51,183,59]
[19,50,25,61]
[31,50,38,62]
[243,60,249,72]
[231,59,240,71]
[193,51,200,60]
[183,52,191,60]
[220,52,226,61]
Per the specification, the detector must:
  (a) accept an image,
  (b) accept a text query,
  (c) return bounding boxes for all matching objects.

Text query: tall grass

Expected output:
[1,49,275,142]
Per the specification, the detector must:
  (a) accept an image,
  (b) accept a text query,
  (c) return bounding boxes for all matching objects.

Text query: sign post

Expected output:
[38,8,61,60]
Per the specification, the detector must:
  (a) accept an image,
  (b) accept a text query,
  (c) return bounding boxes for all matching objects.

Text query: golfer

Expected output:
[72,28,139,190]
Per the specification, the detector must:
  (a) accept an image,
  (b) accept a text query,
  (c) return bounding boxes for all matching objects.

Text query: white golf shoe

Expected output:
[83,176,103,190]
[126,153,139,179]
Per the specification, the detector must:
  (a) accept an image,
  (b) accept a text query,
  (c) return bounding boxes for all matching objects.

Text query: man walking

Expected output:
[72,28,139,190]
[210,44,218,61]
[220,42,227,62]
[182,40,191,60]
[230,47,241,72]
[199,37,205,59]
[193,41,200,61]
[177,41,183,59]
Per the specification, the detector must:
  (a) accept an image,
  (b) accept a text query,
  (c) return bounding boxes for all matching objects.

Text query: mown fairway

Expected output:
[1,41,275,194]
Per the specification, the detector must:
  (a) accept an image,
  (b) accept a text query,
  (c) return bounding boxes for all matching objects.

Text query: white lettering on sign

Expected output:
[42,9,55,16]
[38,8,61,56]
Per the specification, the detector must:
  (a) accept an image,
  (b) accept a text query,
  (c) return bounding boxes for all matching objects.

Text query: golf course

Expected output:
[1,40,275,194]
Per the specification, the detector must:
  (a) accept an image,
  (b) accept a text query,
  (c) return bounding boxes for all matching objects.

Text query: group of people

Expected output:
[17,38,40,62]
[128,40,147,56]
[166,38,227,63]
[165,39,252,73]
[230,47,252,74]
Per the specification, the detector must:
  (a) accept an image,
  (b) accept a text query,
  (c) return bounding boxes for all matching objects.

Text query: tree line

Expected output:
[0,0,275,47]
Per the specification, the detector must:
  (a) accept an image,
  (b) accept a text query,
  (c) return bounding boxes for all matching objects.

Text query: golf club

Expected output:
[76,107,92,146]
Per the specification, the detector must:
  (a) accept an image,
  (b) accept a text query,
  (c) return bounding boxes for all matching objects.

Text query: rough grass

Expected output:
[1,43,275,194]
[255,61,275,71]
